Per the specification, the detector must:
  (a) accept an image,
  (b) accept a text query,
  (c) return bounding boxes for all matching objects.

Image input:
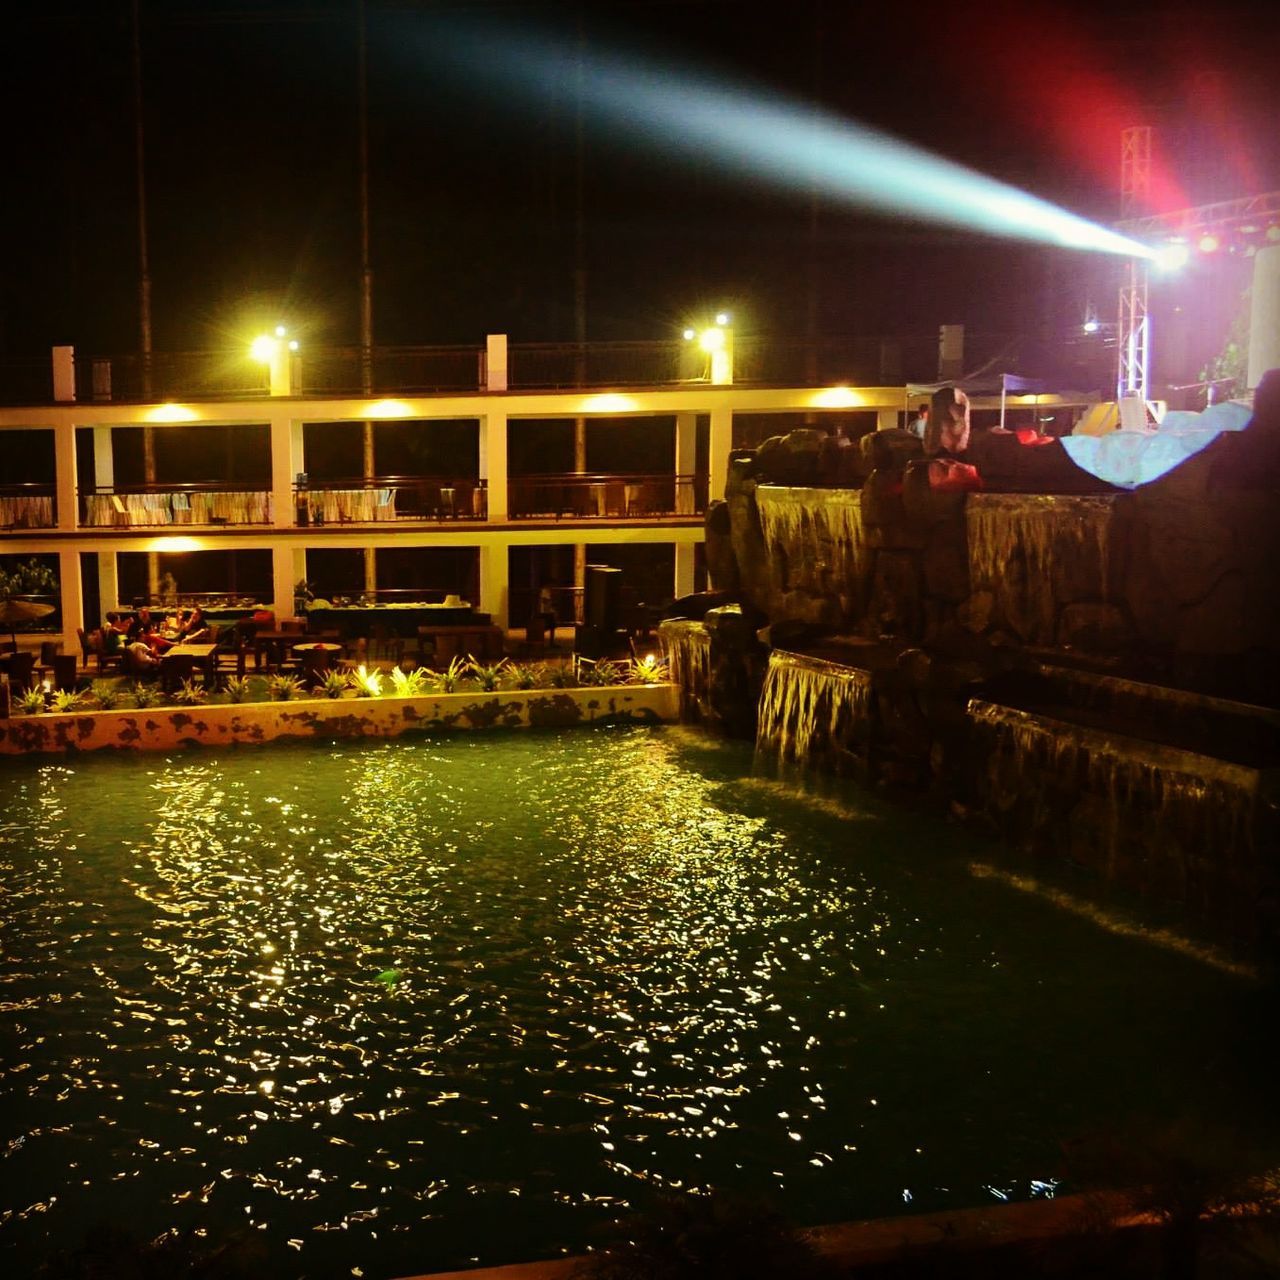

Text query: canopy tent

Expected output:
[905,373,1096,431]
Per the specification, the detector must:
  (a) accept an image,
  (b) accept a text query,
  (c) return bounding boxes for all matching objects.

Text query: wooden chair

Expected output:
[52,654,79,692]
[6,652,36,692]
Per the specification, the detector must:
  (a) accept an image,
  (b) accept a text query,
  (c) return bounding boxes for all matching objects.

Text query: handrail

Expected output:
[295,475,486,491]
[83,480,270,494]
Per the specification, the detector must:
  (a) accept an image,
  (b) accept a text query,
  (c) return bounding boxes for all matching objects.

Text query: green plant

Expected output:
[90,680,121,710]
[467,655,508,691]
[506,661,542,690]
[389,665,431,697]
[320,669,350,699]
[172,677,208,706]
[16,686,47,714]
[576,656,624,686]
[132,682,163,709]
[350,665,383,698]
[0,556,57,599]
[546,661,577,689]
[223,675,252,703]
[435,656,467,693]
[267,673,305,702]
[627,653,669,685]
[50,688,84,713]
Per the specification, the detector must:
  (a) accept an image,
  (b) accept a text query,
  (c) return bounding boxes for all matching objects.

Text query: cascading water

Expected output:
[966,494,1115,643]
[659,620,711,720]
[755,649,872,773]
[756,486,865,611]
[968,698,1260,925]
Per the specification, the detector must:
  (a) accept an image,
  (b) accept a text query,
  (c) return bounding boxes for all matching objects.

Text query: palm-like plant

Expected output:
[627,653,669,685]
[223,675,252,703]
[467,655,508,691]
[506,662,542,690]
[389,665,431,697]
[267,673,306,702]
[546,661,577,689]
[350,665,383,698]
[132,682,163,708]
[51,688,84,713]
[90,680,121,710]
[576,656,624,686]
[320,669,350,699]
[172,677,208,706]
[435,656,468,693]
[17,686,47,714]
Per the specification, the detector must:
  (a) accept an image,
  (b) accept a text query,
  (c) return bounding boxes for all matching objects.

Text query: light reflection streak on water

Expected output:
[0,730,1271,1276]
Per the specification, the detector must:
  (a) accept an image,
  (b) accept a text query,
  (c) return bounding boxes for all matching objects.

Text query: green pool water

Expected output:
[0,727,1274,1278]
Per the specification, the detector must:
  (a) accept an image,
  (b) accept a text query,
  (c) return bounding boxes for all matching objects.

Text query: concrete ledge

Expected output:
[0,684,678,756]
[396,1191,1145,1280]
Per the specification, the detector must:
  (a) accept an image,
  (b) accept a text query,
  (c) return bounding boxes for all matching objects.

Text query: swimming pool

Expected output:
[0,727,1273,1277]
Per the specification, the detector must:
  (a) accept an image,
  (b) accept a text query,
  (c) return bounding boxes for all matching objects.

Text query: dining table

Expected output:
[162,642,218,684]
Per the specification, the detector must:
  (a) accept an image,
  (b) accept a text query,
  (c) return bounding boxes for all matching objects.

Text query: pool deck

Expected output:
[0,683,679,756]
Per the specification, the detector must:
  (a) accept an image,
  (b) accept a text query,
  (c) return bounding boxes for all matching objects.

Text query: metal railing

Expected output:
[81,482,273,527]
[508,472,705,520]
[0,484,56,528]
[295,476,488,523]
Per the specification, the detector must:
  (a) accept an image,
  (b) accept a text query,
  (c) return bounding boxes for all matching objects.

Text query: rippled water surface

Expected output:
[0,727,1273,1277]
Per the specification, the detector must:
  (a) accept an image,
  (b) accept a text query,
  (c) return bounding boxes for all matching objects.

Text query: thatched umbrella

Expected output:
[0,598,55,649]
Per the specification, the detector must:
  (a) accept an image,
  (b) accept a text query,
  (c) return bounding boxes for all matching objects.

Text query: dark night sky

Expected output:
[2,0,1277,362]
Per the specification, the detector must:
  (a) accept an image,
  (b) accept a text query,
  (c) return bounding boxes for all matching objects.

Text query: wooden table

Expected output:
[162,642,218,685]
[253,630,303,671]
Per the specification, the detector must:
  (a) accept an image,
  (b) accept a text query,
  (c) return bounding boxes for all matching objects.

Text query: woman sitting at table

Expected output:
[125,638,161,674]
[178,606,209,643]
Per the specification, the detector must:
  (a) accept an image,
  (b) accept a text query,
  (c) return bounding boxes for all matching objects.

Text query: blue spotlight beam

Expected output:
[435,22,1154,261]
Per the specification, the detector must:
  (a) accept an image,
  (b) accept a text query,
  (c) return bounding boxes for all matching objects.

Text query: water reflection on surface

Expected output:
[0,728,1272,1278]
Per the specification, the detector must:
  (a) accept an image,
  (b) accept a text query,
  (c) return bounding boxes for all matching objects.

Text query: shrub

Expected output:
[132,682,163,709]
[50,688,84,713]
[267,673,305,702]
[90,680,121,710]
[350,665,383,698]
[467,655,508,691]
[546,662,577,689]
[16,686,47,714]
[223,675,252,703]
[172,678,208,706]
[320,670,350,699]
[576,656,624,686]
[435,656,467,693]
[506,662,542,690]
[628,653,669,685]
[389,666,431,697]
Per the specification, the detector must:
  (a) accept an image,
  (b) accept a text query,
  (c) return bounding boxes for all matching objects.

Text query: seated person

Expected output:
[139,622,173,654]
[101,612,125,654]
[178,606,209,642]
[125,638,161,674]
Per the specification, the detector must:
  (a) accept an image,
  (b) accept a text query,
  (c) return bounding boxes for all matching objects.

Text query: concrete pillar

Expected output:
[708,406,732,502]
[486,333,508,391]
[269,414,303,530]
[674,541,695,601]
[271,545,296,624]
[93,426,114,490]
[483,410,508,520]
[1248,245,1280,389]
[58,549,84,651]
[479,542,508,629]
[574,416,588,611]
[52,346,76,402]
[97,551,119,614]
[54,422,77,531]
[362,421,376,594]
[675,411,696,513]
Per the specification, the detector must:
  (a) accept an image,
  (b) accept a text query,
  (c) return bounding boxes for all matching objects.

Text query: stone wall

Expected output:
[0,685,678,757]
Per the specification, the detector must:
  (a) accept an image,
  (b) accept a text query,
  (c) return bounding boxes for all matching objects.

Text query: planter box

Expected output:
[0,685,679,757]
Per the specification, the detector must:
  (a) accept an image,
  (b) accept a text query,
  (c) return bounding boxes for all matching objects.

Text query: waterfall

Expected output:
[966,495,1115,643]
[756,486,865,608]
[968,698,1258,877]
[755,649,872,772]
[659,620,711,720]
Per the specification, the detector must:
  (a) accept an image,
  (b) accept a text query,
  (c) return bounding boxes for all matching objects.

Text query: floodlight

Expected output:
[1198,233,1221,254]
[714,311,730,326]
[274,324,287,337]
[1082,318,1100,334]
[682,328,696,340]
[699,326,726,353]
[1153,243,1189,272]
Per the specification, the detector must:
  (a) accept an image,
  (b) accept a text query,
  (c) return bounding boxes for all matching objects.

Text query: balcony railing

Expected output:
[508,473,705,520]
[0,484,56,529]
[295,476,488,524]
[81,482,273,528]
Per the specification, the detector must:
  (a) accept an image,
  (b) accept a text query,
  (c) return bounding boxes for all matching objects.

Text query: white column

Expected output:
[52,346,76,402]
[269,414,303,529]
[93,426,114,489]
[708,406,732,502]
[97,551,119,614]
[483,410,508,520]
[59,549,84,651]
[486,333,508,391]
[675,411,696,514]
[271,545,295,623]
[876,408,899,431]
[54,422,77,531]
[674,542,696,600]
[479,542,508,629]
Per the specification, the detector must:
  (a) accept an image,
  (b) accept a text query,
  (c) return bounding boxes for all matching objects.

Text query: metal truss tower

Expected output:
[1117,126,1152,402]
